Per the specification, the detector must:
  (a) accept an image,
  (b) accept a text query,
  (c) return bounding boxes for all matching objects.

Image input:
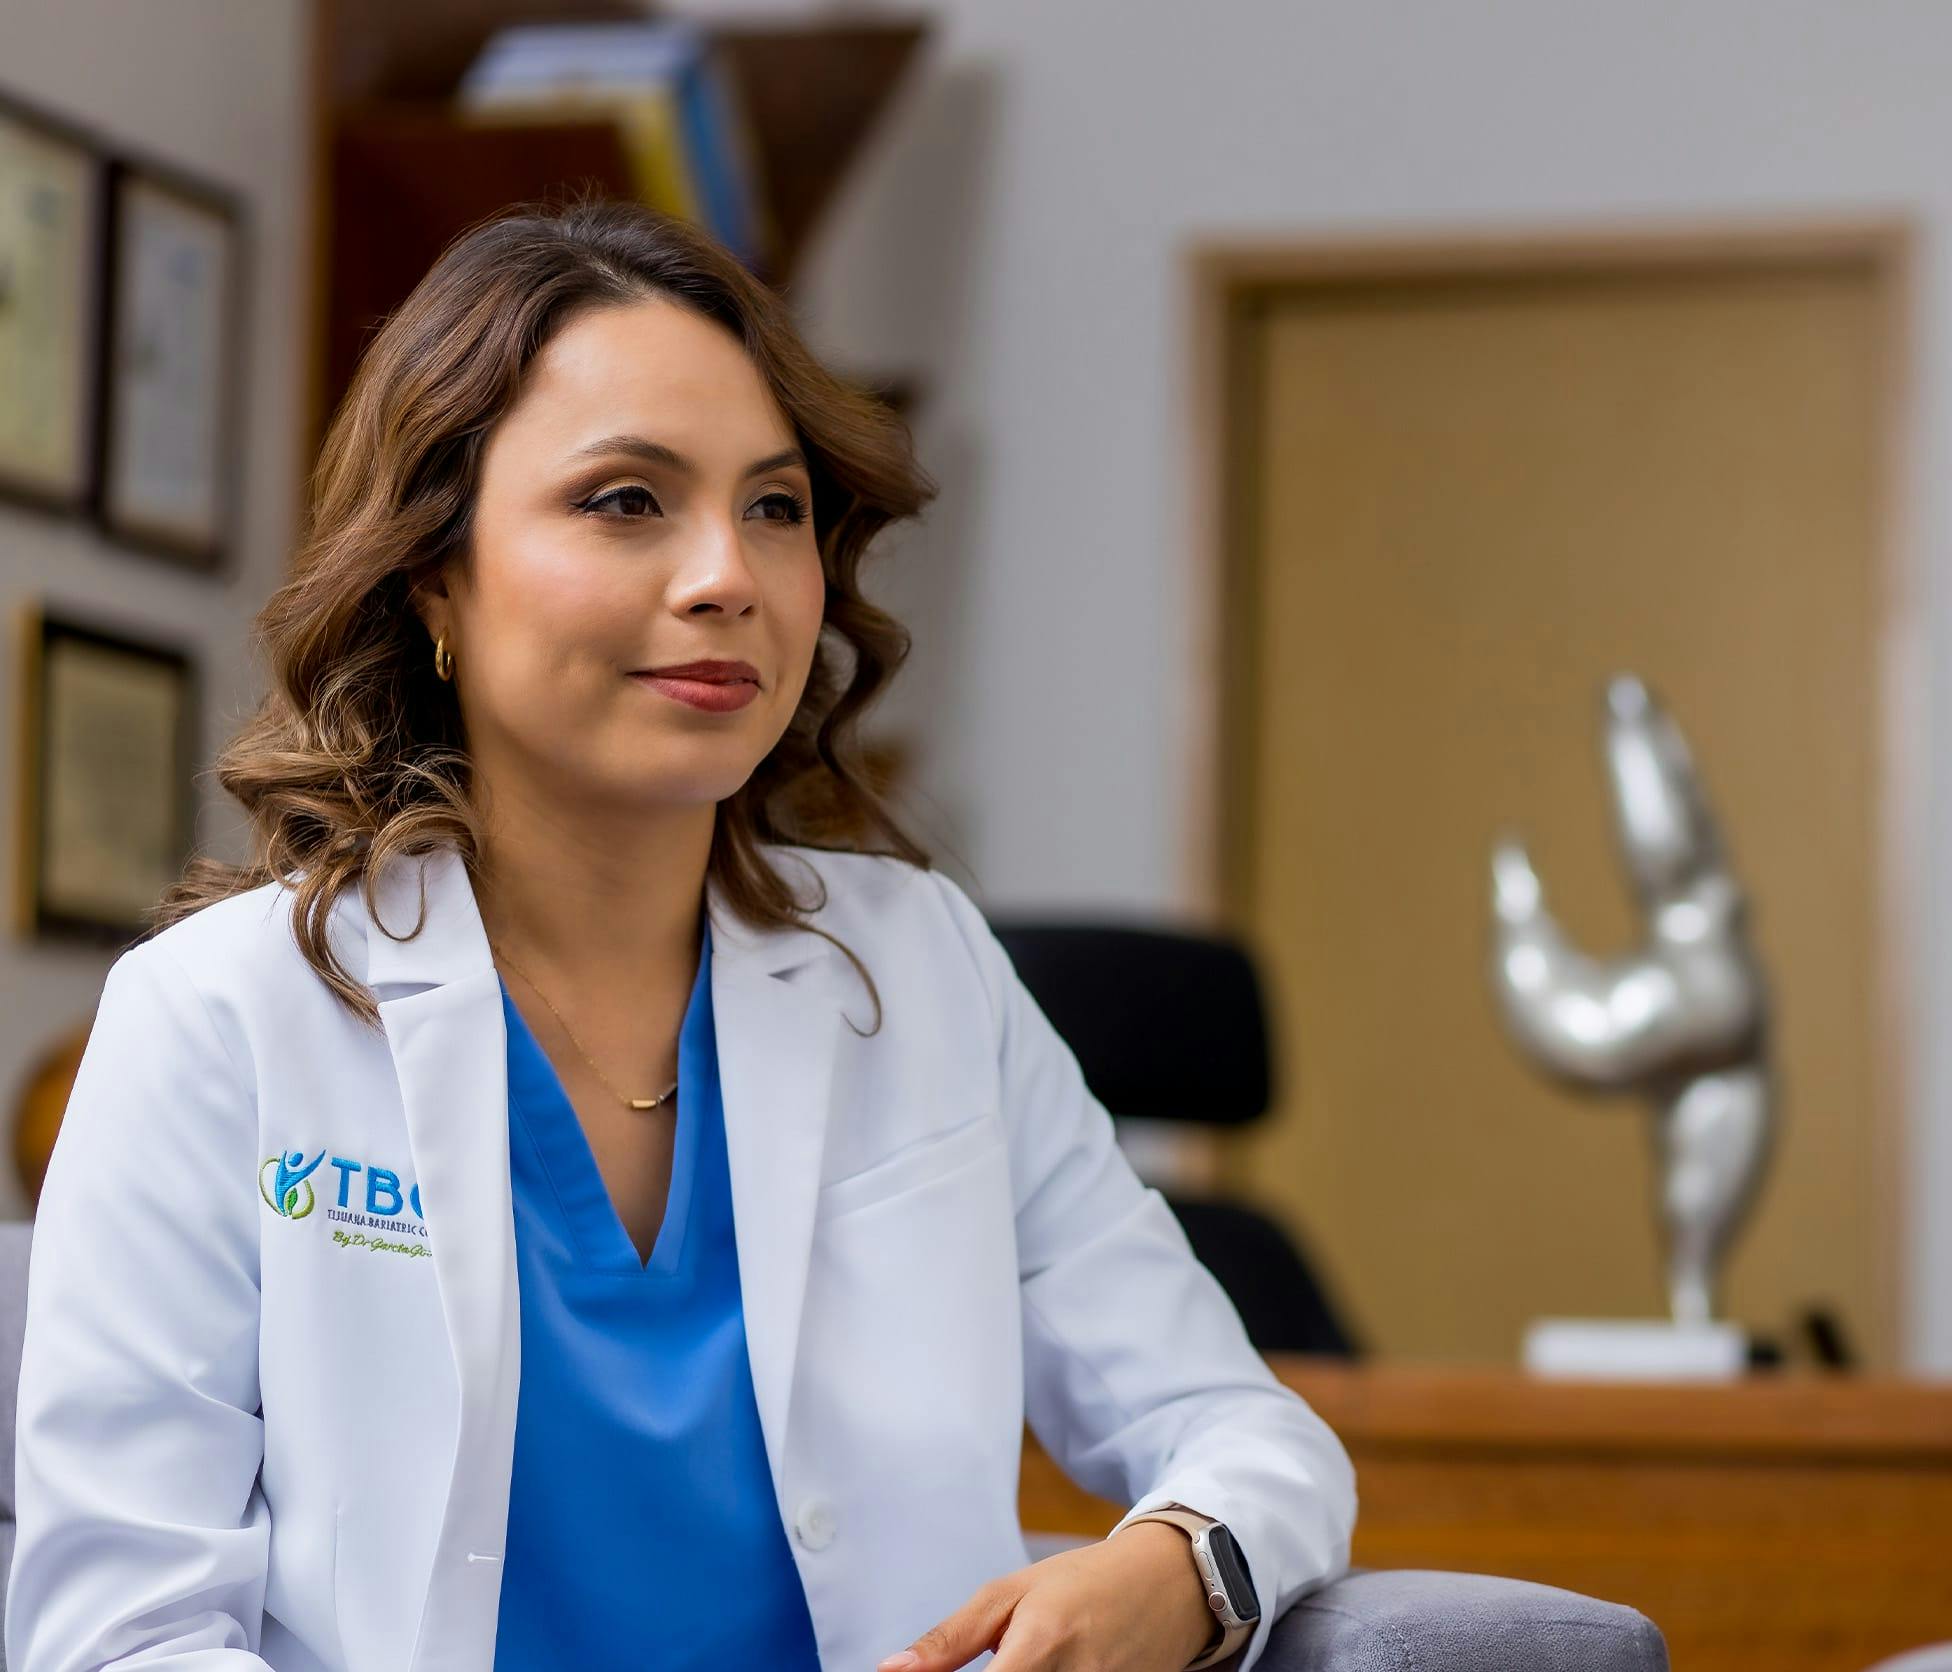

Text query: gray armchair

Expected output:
[0,1220,1666,1669]
[1260,1568,1666,1670]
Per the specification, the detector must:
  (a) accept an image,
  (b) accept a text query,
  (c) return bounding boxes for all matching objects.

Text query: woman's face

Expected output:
[428,296,826,815]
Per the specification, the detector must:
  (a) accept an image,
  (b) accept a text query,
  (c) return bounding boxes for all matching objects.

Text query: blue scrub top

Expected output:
[491,915,821,1669]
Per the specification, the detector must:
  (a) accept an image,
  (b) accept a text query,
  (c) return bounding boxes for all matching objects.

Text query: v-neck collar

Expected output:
[500,918,714,1278]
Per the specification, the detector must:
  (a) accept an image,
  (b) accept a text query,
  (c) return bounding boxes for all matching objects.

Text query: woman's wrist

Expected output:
[1116,1521,1218,1662]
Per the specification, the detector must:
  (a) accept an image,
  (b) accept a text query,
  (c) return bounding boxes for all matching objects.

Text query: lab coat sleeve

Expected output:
[927,868,1357,1672]
[6,940,275,1670]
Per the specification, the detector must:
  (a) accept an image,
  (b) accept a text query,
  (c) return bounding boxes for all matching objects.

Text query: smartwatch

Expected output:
[1122,1504,1261,1669]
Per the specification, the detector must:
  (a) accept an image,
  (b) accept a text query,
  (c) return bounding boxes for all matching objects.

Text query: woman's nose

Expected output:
[668,516,761,615]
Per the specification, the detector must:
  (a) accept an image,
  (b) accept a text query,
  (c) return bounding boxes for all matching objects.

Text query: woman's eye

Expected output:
[583,484,659,519]
[752,490,810,527]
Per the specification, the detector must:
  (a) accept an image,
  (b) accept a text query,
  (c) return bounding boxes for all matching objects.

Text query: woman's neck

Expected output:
[472,795,715,998]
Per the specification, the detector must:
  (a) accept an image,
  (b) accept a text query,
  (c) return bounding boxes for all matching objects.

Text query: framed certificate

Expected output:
[0,90,107,512]
[13,601,199,946]
[96,152,247,572]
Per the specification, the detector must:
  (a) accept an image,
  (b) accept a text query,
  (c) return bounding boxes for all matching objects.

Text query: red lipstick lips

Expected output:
[628,658,761,714]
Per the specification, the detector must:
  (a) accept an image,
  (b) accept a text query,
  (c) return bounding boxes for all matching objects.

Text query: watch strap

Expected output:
[1123,1507,1255,1670]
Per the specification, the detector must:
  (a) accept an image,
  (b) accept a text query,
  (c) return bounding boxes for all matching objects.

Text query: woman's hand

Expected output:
[875,1521,1222,1671]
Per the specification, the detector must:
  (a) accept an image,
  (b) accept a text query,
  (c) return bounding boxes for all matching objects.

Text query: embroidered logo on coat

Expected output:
[260,1145,429,1259]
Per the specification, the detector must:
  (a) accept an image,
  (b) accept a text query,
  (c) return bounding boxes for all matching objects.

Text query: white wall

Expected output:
[0,0,311,1217]
[687,0,1952,1371]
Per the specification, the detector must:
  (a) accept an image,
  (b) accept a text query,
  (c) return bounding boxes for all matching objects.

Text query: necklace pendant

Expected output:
[628,1097,659,1110]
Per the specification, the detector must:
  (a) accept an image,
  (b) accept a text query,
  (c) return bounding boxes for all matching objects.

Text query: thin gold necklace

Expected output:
[491,942,678,1112]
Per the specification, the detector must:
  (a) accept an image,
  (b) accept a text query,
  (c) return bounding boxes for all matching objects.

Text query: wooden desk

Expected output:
[1019,1358,1952,1672]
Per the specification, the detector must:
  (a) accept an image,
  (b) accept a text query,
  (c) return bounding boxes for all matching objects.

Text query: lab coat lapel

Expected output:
[358,842,844,1665]
[706,875,845,1479]
[363,845,517,1672]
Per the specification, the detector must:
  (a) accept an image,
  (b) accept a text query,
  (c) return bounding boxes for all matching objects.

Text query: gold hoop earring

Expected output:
[433,633,454,682]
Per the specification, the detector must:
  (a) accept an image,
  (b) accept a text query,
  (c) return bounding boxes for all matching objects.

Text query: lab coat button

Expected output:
[792,1497,837,1551]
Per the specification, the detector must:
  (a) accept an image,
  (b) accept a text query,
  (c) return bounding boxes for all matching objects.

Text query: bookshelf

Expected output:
[306,0,933,454]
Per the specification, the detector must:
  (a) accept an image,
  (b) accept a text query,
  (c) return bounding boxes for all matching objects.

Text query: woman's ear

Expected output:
[409,574,450,642]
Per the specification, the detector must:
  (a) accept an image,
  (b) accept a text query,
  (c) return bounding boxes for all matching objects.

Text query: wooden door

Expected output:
[1213,233,1907,1365]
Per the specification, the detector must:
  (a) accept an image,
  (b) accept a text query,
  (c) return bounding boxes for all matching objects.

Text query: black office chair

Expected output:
[987,918,1360,1357]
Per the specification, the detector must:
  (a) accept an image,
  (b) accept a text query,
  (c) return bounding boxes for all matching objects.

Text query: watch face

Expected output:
[1205,1524,1261,1621]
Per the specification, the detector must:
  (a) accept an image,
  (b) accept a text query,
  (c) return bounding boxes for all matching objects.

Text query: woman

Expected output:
[6,197,1354,1672]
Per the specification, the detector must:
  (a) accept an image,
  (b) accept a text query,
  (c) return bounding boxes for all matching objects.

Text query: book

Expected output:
[457,20,771,270]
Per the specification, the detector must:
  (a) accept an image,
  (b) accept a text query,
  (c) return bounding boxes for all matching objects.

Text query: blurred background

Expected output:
[4,5,1952,1664]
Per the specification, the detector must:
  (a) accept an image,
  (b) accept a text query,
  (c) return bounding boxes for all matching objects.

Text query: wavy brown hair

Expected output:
[153,192,939,1034]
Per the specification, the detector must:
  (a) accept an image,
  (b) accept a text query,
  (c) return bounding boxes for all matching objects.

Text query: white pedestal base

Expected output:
[1521,1317,1749,1381]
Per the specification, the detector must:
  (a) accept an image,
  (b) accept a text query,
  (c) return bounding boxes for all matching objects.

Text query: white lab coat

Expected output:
[6,840,1354,1671]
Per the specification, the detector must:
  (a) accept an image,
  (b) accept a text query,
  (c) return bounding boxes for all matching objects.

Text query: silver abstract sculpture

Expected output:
[1488,674,1773,1328]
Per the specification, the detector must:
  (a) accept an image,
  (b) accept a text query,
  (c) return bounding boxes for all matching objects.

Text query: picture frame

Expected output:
[94,148,247,573]
[0,88,109,514]
[12,601,200,947]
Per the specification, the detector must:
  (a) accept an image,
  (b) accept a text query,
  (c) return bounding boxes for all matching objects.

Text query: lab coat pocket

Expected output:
[815,1108,1003,1221]
[798,1103,1022,1526]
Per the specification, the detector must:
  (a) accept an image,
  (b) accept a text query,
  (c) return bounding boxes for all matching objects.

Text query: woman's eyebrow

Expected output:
[565,434,808,477]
